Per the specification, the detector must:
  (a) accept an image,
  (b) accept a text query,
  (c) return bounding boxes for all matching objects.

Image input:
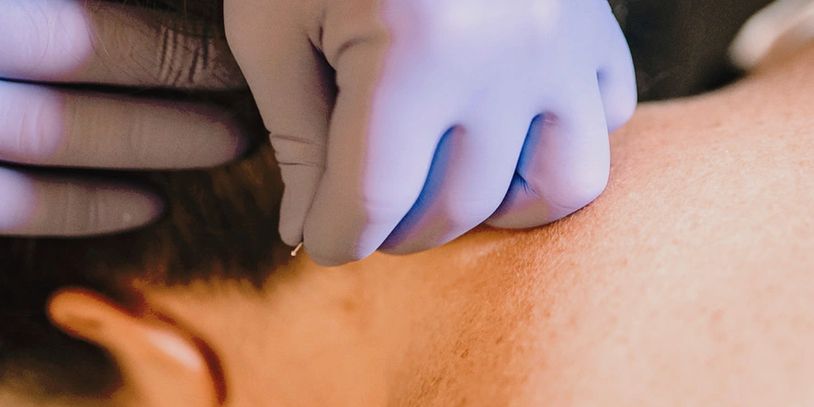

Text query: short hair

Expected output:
[0,0,293,399]
[0,142,291,399]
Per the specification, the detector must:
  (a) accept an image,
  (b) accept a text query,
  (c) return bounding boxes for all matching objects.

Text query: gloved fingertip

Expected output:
[106,188,166,232]
[69,186,165,236]
[306,253,347,268]
[303,239,378,267]
[277,213,305,248]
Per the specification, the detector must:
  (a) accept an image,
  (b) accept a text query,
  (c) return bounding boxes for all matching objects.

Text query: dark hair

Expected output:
[0,0,293,400]
[128,0,223,22]
[0,143,290,399]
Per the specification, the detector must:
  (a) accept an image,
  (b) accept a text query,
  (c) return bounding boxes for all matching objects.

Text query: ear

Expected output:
[48,289,220,407]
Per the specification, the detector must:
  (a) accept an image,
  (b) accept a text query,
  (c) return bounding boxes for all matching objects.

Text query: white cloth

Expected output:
[731,0,814,69]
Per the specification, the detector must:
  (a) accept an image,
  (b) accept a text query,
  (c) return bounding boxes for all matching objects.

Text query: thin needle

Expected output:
[290,242,304,257]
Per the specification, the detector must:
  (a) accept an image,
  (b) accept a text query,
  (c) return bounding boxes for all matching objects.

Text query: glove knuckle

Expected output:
[357,187,416,221]
[538,166,609,215]
[387,3,478,44]
[361,199,409,226]
[443,198,500,227]
[424,6,482,39]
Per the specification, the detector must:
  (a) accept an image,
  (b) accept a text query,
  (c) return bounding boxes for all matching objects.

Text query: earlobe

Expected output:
[48,289,220,407]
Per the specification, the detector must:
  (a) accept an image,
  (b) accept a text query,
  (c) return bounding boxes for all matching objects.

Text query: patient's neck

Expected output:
[141,233,545,406]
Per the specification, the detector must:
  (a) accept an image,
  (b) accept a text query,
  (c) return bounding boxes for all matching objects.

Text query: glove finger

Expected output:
[0,81,246,169]
[268,51,331,247]
[0,167,161,236]
[381,108,531,255]
[488,78,610,228]
[597,10,638,132]
[303,43,459,265]
[225,6,335,247]
[0,0,244,89]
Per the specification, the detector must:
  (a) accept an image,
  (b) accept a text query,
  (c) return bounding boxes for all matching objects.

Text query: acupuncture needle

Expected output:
[290,242,304,257]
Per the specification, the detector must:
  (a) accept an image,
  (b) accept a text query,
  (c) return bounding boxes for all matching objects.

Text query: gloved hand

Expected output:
[0,0,247,236]
[225,0,637,265]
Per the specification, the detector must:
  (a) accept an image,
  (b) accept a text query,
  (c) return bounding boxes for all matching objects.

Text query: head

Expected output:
[0,134,292,403]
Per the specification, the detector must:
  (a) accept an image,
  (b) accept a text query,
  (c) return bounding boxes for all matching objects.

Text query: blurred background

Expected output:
[610,0,776,101]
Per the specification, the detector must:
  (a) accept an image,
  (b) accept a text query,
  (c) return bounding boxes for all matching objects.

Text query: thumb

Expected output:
[225,7,333,246]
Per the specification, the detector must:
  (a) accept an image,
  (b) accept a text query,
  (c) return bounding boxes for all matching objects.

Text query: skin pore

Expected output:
[50,42,811,407]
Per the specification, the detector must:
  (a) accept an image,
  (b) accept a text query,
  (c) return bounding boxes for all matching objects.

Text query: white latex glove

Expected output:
[0,0,247,236]
[225,0,637,265]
